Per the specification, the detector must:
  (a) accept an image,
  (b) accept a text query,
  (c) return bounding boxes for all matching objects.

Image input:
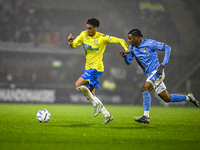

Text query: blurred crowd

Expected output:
[0,0,37,43]
[139,0,180,44]
[0,0,61,46]
[0,0,175,85]
[0,0,198,86]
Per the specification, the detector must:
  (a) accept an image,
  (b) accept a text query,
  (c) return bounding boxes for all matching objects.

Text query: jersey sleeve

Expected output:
[104,35,129,51]
[149,40,165,51]
[124,46,134,65]
[147,40,171,67]
[68,31,84,49]
[149,40,171,67]
[161,44,171,67]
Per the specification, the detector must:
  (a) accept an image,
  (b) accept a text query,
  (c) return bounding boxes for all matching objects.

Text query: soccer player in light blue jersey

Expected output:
[118,29,199,124]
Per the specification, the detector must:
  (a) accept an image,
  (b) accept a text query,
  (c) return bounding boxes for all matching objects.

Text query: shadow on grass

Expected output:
[47,122,156,129]
[109,125,156,129]
[48,123,95,128]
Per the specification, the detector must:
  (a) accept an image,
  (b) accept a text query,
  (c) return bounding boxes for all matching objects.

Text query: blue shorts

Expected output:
[81,69,103,89]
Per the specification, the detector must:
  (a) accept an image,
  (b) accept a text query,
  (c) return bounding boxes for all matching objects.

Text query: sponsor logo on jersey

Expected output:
[136,53,150,58]
[84,44,99,51]
[103,34,112,39]
[107,35,112,39]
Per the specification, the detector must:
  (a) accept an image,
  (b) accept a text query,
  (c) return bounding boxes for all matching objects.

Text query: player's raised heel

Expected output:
[102,114,114,124]
[135,115,150,124]
[187,93,199,108]
[94,103,103,117]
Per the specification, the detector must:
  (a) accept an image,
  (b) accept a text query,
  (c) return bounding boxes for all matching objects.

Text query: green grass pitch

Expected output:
[0,103,200,150]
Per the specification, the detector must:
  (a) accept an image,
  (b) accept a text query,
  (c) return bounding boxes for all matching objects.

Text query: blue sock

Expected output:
[170,94,187,102]
[143,91,151,111]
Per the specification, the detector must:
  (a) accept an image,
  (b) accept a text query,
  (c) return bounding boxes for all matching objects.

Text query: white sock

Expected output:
[76,85,98,106]
[186,96,190,101]
[95,96,110,117]
[144,111,149,118]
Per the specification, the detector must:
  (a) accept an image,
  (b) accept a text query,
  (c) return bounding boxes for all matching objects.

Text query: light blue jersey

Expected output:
[124,39,171,77]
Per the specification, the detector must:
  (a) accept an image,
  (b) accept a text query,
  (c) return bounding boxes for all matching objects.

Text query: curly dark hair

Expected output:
[87,18,100,27]
[128,29,143,37]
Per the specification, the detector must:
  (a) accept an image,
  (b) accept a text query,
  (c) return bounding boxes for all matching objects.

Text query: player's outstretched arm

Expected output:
[118,50,132,65]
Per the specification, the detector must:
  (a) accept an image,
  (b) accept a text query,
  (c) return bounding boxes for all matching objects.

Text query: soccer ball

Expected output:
[36,109,51,123]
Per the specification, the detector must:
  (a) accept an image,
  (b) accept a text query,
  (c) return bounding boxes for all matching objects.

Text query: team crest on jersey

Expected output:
[142,47,147,52]
[94,39,98,44]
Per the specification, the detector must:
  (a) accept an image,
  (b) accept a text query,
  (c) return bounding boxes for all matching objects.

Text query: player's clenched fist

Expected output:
[68,34,74,43]
[118,50,130,57]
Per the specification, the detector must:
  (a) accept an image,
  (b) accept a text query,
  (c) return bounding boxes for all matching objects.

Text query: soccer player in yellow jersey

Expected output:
[68,18,129,124]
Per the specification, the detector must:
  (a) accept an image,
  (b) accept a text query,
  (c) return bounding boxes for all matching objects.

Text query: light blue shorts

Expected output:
[81,69,103,89]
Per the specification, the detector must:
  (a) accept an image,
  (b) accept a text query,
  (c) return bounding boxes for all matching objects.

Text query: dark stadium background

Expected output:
[0,0,199,105]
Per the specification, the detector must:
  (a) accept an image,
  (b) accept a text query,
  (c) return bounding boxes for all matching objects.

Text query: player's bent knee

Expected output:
[76,85,85,92]
[75,81,81,88]
[76,85,93,101]
[76,85,90,95]
[75,82,78,88]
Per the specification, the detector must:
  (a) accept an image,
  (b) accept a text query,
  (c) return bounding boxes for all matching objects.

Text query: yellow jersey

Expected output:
[69,31,129,72]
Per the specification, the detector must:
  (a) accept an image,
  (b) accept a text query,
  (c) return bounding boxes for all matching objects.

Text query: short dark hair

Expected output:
[87,18,100,27]
[128,29,143,37]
